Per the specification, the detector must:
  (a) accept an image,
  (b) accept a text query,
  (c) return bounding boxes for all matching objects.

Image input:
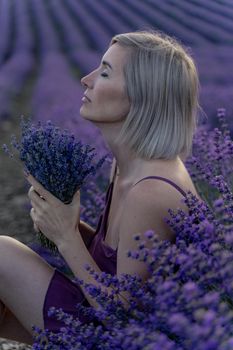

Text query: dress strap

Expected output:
[109,158,118,185]
[132,176,187,197]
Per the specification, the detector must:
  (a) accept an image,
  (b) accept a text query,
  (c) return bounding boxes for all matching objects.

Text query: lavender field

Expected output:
[0,0,232,136]
[0,0,231,226]
[0,0,233,349]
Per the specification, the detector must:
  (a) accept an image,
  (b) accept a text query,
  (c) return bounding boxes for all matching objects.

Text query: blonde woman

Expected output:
[0,30,201,344]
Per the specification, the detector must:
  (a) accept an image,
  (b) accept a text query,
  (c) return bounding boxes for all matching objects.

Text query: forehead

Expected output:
[101,43,129,71]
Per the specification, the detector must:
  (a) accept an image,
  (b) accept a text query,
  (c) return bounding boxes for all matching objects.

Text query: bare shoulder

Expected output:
[118,173,198,245]
[117,168,200,280]
[117,178,182,280]
[118,177,185,247]
[125,175,190,213]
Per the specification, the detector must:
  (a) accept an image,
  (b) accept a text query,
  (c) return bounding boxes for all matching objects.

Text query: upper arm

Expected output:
[117,181,184,281]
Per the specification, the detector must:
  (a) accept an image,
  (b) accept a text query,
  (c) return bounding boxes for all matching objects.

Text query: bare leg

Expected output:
[0,306,33,344]
[0,235,55,344]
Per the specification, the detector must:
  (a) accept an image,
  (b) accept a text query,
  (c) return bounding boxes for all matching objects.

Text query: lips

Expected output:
[84,94,91,102]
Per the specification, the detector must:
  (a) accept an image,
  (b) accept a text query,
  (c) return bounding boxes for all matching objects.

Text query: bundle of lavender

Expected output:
[2,116,108,252]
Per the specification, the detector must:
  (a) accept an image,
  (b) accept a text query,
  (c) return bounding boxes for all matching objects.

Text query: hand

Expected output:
[26,174,81,247]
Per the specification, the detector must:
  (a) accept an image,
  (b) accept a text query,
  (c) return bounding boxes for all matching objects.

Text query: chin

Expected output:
[80,108,91,120]
[80,111,99,124]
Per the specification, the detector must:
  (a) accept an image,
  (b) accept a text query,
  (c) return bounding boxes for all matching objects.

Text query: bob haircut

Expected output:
[110,30,201,161]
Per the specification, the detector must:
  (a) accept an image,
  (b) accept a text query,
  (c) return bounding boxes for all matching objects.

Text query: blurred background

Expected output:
[0,0,232,242]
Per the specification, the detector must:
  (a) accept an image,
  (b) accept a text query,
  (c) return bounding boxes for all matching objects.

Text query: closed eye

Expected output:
[101,72,108,77]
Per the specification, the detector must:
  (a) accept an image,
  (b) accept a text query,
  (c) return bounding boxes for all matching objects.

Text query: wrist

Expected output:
[57,229,81,254]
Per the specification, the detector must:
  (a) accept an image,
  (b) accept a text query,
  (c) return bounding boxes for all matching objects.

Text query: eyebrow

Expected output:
[101,60,113,70]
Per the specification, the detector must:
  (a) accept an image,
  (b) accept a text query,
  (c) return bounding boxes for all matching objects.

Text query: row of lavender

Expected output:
[0,0,111,232]
[61,0,233,131]
[0,0,34,119]
[1,0,232,57]
[49,0,233,130]
[0,0,232,132]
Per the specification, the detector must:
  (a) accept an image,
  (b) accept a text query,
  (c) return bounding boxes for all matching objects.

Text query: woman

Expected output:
[0,30,201,344]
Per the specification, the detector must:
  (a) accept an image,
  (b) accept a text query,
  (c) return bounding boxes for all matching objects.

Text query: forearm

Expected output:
[78,220,96,248]
[57,232,130,316]
[58,232,111,311]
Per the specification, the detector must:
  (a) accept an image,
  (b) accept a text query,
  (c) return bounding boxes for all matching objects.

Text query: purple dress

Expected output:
[43,176,187,331]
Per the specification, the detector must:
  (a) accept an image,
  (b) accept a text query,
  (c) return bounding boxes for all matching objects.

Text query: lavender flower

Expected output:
[2,116,108,252]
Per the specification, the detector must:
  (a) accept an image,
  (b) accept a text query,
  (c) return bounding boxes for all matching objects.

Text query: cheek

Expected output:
[119,96,130,117]
[96,86,130,113]
[107,95,129,120]
[95,87,115,103]
[94,79,122,101]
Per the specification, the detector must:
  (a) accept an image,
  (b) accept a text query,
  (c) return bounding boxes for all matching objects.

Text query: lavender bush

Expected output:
[185,108,233,207]
[30,109,233,349]
[0,52,34,119]
[2,117,108,252]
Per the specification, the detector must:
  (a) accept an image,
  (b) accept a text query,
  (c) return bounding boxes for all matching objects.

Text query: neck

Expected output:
[95,121,180,185]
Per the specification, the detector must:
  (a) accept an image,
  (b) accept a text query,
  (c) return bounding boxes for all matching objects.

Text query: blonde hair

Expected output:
[110,30,201,161]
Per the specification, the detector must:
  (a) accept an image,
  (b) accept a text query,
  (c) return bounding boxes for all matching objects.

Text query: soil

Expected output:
[0,78,36,349]
[0,118,35,245]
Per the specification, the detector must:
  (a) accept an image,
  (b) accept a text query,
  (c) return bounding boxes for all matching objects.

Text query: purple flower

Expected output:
[3,117,108,252]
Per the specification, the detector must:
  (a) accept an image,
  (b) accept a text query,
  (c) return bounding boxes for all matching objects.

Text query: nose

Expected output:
[81,71,95,89]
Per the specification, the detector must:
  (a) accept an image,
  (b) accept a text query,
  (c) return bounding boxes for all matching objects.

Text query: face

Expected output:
[80,43,130,124]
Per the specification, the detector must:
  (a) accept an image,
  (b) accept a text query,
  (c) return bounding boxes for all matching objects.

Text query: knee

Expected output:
[0,235,27,248]
[0,236,25,276]
[0,236,20,254]
[0,235,18,244]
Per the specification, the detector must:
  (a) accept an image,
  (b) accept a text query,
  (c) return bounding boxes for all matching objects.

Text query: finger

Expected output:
[26,175,48,199]
[30,208,40,227]
[30,207,36,221]
[72,190,80,202]
[71,190,80,205]
[28,188,45,213]
[25,174,59,205]
[28,186,45,202]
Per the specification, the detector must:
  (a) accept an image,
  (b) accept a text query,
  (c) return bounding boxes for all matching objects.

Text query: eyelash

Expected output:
[101,72,108,78]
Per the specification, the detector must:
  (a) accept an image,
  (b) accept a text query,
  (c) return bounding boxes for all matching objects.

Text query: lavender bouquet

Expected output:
[2,116,108,252]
